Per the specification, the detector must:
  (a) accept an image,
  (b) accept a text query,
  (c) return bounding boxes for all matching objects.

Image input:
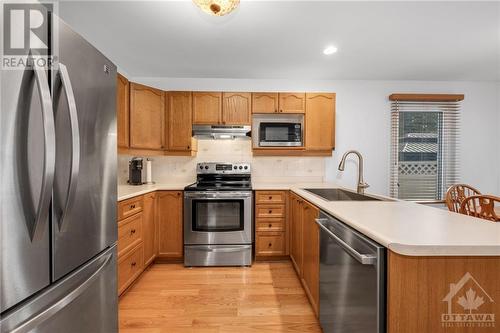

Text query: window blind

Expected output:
[389,95,462,201]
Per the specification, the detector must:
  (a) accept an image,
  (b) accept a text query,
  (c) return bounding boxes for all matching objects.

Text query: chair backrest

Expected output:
[460,195,500,222]
[445,184,481,213]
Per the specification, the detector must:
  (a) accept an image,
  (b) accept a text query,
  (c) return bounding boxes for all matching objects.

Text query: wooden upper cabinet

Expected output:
[116,74,129,148]
[252,93,279,114]
[193,92,222,124]
[129,83,165,150]
[157,191,183,259]
[222,92,251,125]
[167,92,193,151]
[279,93,306,113]
[305,93,335,151]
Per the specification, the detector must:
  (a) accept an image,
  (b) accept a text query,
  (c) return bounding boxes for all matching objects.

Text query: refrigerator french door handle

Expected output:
[29,59,56,241]
[8,253,113,333]
[56,63,80,231]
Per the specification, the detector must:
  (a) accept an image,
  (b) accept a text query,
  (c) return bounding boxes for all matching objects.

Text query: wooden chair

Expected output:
[460,195,500,222]
[445,184,481,213]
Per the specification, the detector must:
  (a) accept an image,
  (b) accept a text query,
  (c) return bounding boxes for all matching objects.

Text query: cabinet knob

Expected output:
[280,109,283,113]
[268,196,272,200]
[268,210,272,214]
[131,262,136,267]
[187,145,190,149]
[130,229,136,234]
[268,224,272,228]
[268,243,272,247]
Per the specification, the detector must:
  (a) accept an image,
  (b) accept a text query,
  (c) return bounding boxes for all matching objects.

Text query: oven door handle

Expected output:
[185,192,252,199]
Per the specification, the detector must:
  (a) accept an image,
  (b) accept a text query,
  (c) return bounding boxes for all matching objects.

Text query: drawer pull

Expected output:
[268,210,272,214]
[131,262,136,267]
[268,224,272,228]
[130,229,136,235]
[130,204,136,209]
[268,243,272,247]
[268,196,272,200]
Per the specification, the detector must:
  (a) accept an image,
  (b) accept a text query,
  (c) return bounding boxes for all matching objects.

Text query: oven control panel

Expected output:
[197,162,251,174]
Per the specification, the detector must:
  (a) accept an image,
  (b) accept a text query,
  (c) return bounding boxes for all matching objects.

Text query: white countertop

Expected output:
[118,181,500,256]
[291,187,500,257]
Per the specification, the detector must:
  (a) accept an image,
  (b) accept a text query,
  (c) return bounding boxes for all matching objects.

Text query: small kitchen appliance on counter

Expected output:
[128,157,144,185]
[184,162,253,267]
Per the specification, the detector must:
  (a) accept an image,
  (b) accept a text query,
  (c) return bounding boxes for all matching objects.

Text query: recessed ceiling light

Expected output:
[323,45,338,55]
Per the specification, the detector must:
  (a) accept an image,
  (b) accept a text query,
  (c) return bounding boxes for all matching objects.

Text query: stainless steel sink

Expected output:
[304,188,385,201]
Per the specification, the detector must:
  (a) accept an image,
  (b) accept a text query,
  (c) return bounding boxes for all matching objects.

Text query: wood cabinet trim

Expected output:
[389,93,464,102]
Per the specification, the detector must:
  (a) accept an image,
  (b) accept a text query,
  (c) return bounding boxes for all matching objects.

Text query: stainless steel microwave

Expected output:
[259,122,302,146]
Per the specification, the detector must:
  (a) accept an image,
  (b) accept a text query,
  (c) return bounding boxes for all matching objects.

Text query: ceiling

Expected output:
[59,1,500,81]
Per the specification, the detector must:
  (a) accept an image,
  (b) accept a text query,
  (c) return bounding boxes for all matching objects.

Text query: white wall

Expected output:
[130,77,500,196]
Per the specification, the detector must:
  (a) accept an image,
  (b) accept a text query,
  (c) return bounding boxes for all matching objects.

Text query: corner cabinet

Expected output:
[116,74,129,149]
[157,191,184,260]
[193,92,222,124]
[166,92,196,152]
[305,93,336,152]
[129,83,165,151]
[222,92,252,125]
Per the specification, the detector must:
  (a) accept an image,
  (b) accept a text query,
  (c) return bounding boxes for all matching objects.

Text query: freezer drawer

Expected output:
[0,246,118,333]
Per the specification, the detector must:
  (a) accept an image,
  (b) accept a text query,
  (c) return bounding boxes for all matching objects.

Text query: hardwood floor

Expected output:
[119,261,321,333]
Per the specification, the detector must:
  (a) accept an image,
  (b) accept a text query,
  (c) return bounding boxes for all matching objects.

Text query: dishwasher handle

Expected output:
[315,218,377,265]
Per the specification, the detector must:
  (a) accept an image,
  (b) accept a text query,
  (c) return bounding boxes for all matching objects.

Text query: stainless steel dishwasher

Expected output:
[316,211,386,333]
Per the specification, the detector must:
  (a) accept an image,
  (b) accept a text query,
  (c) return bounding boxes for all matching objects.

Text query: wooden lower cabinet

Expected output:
[254,191,288,259]
[118,242,144,295]
[301,200,320,316]
[157,191,184,260]
[142,192,157,266]
[290,193,303,274]
[289,192,320,317]
[117,213,143,257]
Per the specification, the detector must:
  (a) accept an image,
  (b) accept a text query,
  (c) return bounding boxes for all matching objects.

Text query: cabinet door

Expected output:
[252,93,279,114]
[129,83,165,150]
[116,74,129,148]
[157,191,183,259]
[289,194,303,276]
[193,92,222,124]
[222,92,251,125]
[302,200,320,316]
[279,93,305,113]
[167,92,193,151]
[305,93,335,151]
[143,192,156,266]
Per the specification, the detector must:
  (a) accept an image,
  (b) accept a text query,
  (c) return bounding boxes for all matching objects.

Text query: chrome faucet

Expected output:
[338,150,370,194]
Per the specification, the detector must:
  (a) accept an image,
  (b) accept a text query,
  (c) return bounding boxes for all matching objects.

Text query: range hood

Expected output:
[192,125,251,140]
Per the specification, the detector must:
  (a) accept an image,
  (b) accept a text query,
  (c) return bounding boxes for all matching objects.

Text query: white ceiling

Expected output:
[59,1,500,81]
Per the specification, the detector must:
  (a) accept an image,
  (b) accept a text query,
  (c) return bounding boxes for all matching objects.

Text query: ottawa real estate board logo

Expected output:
[2,2,55,70]
[441,272,495,328]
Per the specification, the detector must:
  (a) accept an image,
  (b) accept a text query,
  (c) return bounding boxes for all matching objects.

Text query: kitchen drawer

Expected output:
[118,242,144,295]
[256,218,284,232]
[256,204,285,218]
[118,196,143,220]
[118,213,143,256]
[256,232,285,256]
[255,191,286,204]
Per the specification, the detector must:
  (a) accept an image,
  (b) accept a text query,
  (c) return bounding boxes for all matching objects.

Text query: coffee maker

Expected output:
[128,157,144,185]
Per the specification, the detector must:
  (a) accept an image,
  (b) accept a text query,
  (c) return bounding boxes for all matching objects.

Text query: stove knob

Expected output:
[233,166,237,170]
[199,165,203,169]
[205,166,209,170]
[239,166,243,170]
[244,166,248,170]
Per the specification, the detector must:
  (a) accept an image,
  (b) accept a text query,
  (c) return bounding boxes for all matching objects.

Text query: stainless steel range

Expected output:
[184,162,253,267]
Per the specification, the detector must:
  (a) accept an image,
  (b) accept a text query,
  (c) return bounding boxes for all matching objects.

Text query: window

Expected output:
[389,94,463,201]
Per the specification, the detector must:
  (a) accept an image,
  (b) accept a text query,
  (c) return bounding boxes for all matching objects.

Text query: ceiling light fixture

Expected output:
[193,0,240,16]
[323,45,338,55]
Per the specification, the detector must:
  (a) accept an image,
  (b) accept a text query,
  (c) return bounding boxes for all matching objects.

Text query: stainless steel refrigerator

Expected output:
[1,12,118,333]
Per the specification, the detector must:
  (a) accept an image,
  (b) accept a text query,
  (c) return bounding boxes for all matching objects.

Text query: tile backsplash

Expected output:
[118,140,326,185]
